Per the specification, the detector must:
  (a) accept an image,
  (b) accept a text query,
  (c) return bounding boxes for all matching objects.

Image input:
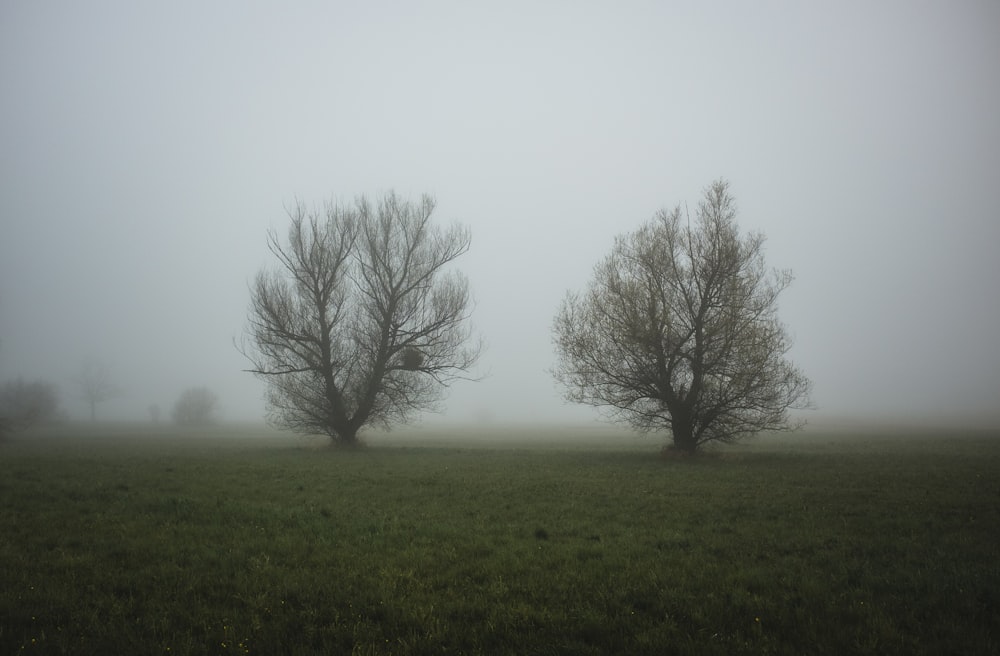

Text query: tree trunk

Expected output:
[332,427,361,448]
[670,429,698,454]
[669,408,698,454]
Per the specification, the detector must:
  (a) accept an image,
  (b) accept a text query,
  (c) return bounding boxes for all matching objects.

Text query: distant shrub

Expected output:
[172,387,218,425]
[0,378,60,433]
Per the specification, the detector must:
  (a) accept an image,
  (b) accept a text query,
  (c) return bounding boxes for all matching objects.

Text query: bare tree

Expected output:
[172,387,218,425]
[553,180,811,453]
[241,191,481,446]
[74,360,118,421]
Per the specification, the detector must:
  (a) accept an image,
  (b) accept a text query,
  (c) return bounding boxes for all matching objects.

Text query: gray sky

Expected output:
[2,1,998,428]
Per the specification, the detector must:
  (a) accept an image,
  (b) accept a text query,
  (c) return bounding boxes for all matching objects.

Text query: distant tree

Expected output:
[0,377,61,434]
[552,180,811,454]
[172,387,218,425]
[241,191,481,446]
[74,360,119,421]
[148,403,161,424]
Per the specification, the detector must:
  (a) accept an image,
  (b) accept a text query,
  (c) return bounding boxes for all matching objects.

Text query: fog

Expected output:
[2,1,998,429]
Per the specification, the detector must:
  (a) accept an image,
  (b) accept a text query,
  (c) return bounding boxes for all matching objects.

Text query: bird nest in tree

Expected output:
[400,348,424,371]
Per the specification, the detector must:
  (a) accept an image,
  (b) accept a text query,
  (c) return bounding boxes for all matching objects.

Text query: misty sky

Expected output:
[2,1,998,428]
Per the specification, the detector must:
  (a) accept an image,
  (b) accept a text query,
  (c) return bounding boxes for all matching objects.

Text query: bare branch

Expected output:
[73,360,119,421]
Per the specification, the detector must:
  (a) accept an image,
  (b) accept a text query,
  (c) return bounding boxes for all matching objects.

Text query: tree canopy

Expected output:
[0,378,60,436]
[172,387,218,425]
[553,180,811,453]
[242,191,480,446]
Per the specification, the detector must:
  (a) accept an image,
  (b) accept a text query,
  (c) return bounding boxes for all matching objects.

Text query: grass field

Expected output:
[1,423,998,655]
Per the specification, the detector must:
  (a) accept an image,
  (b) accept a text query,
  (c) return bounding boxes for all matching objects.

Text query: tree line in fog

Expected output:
[3,181,810,453]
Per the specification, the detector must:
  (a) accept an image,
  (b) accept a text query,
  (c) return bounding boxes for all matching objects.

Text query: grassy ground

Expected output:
[1,423,998,655]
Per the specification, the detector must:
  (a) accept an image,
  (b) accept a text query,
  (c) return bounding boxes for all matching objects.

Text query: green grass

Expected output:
[1,423,998,655]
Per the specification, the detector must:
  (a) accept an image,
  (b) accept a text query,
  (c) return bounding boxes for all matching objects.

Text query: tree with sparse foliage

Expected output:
[74,360,118,421]
[0,378,61,435]
[241,191,481,446]
[172,387,218,425]
[553,180,811,454]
